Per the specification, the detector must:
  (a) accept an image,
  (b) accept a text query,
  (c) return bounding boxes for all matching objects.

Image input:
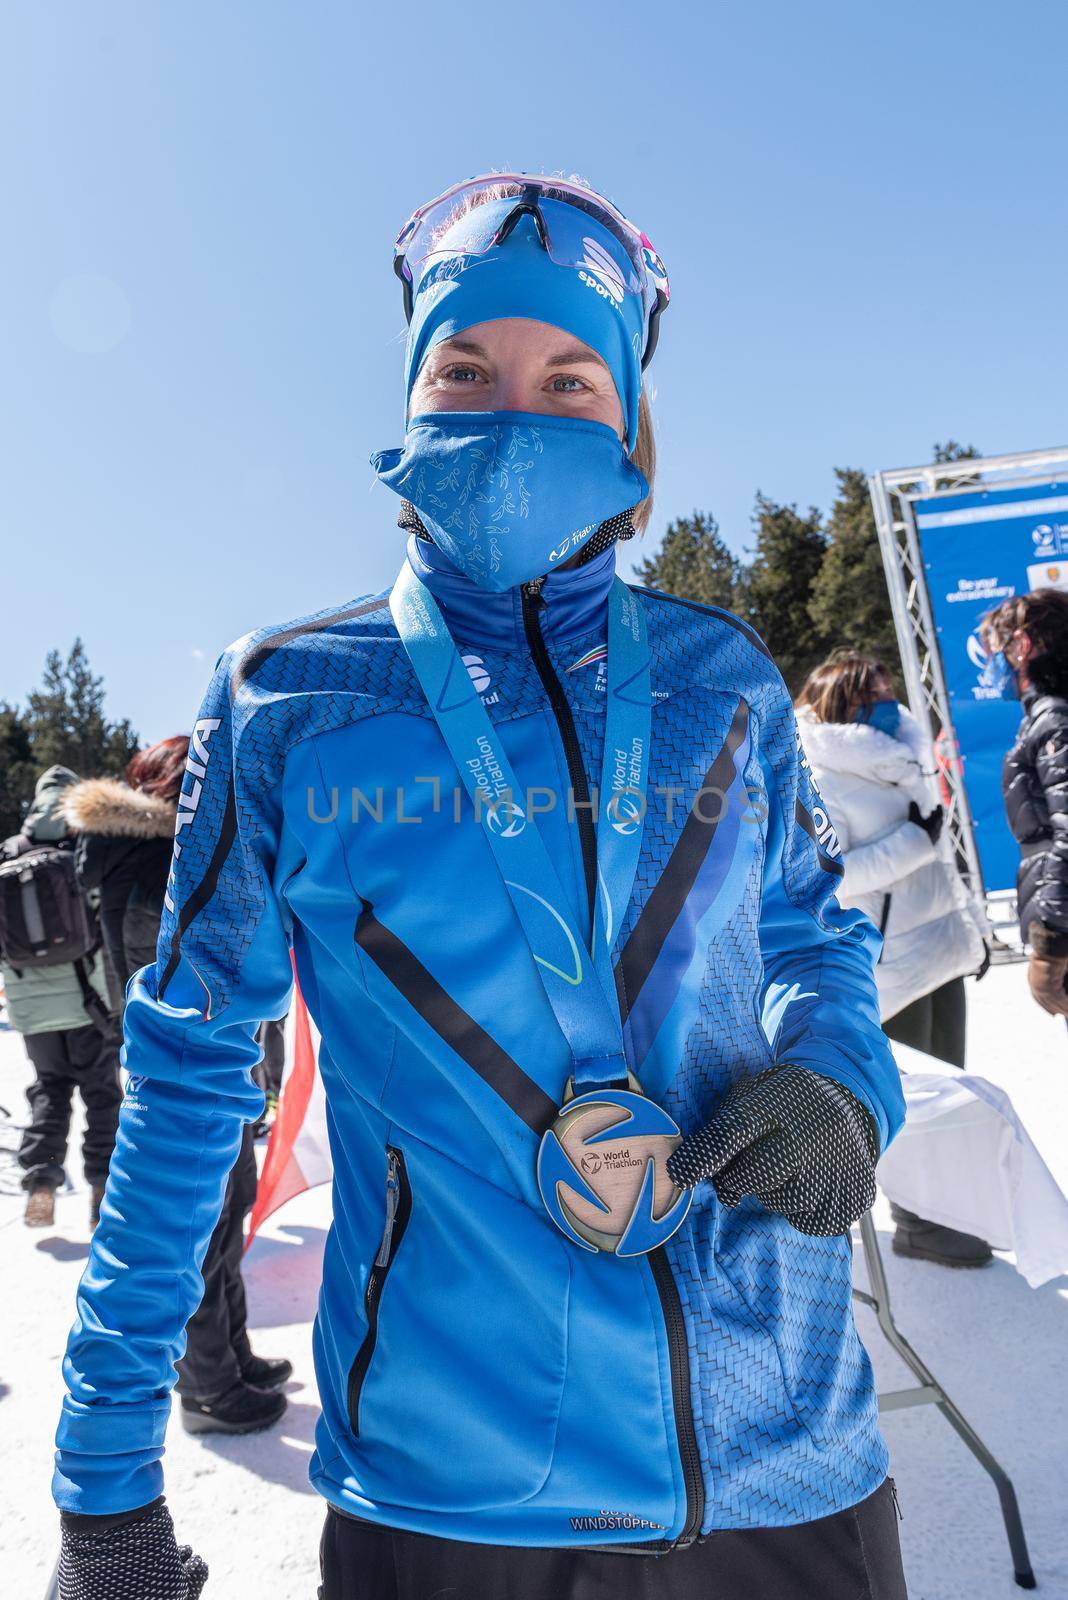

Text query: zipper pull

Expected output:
[522,576,546,604]
[888,1477,903,1522]
[375,1151,400,1268]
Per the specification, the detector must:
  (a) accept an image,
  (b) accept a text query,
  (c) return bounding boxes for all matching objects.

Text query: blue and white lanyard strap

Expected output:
[390,562,652,1094]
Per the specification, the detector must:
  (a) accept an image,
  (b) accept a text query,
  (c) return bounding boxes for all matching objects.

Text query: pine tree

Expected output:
[25,639,139,780]
[0,703,35,840]
[933,439,981,468]
[932,439,982,489]
[807,468,902,683]
[737,495,828,692]
[634,510,740,610]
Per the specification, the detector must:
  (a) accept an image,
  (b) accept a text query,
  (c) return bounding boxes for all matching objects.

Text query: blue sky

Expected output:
[3,1,1066,742]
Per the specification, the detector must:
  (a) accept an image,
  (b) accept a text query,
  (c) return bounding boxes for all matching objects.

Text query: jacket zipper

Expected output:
[347,1146,412,1435]
[519,576,705,1548]
[648,1248,705,1545]
[521,578,599,930]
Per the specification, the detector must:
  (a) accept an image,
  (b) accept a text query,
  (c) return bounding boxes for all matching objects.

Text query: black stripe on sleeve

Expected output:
[615,699,751,1022]
[156,595,390,1000]
[793,797,845,878]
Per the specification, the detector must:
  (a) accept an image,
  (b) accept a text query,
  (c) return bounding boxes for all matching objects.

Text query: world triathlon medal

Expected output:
[537,1086,692,1256]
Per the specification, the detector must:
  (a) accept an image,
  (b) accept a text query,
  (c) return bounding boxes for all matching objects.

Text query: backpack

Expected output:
[0,842,97,969]
[0,842,112,1032]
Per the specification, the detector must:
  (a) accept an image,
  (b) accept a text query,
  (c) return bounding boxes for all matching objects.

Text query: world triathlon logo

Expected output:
[484,795,526,838]
[966,630,987,671]
[606,790,643,837]
[580,1152,602,1177]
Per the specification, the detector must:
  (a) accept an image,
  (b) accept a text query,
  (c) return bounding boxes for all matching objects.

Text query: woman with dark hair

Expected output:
[796,650,990,1267]
[54,174,907,1600]
[982,587,1068,1014]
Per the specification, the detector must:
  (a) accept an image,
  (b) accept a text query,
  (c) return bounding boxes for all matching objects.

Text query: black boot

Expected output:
[239,1353,294,1390]
[180,1380,287,1435]
[891,1205,993,1269]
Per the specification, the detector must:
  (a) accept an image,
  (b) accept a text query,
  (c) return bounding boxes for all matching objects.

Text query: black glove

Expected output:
[59,1498,207,1600]
[666,1065,879,1236]
[907,800,944,843]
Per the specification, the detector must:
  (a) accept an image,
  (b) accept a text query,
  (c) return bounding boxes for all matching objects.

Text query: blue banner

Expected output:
[914,480,1068,892]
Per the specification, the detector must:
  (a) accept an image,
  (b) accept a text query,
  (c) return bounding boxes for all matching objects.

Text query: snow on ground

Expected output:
[1,961,1066,1600]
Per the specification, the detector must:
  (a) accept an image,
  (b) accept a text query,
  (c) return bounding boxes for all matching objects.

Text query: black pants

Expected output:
[882,976,966,1069]
[18,1023,122,1190]
[175,1124,259,1399]
[319,1478,907,1600]
[256,1015,287,1099]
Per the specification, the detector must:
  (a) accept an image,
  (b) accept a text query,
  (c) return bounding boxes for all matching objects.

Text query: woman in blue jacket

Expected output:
[55,174,908,1600]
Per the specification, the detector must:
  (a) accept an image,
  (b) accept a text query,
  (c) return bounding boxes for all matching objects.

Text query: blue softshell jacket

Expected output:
[54,535,905,1547]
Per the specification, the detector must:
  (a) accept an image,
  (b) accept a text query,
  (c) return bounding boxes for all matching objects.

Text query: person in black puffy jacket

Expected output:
[982,587,1068,1015]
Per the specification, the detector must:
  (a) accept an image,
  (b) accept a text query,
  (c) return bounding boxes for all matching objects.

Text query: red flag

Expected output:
[247,966,332,1243]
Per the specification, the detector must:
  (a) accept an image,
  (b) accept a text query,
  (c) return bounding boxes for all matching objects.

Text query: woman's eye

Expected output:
[441,365,481,383]
[550,375,584,393]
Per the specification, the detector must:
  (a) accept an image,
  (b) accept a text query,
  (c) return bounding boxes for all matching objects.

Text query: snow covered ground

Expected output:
[1,960,1066,1600]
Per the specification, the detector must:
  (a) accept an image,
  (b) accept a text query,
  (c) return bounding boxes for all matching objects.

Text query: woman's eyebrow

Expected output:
[439,337,486,357]
[437,337,603,369]
[545,345,605,369]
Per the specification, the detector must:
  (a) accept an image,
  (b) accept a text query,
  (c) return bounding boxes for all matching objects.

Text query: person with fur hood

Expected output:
[796,650,990,1268]
[62,738,293,1438]
[61,738,188,1012]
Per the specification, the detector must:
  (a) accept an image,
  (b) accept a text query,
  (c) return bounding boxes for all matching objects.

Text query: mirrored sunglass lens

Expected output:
[535,198,644,295]
[400,185,651,303]
[407,187,527,274]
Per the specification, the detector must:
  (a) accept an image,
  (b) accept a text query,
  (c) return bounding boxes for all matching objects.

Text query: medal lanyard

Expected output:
[390,562,652,1094]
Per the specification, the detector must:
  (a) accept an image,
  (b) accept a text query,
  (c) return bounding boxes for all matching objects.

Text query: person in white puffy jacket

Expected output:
[796,649,992,1267]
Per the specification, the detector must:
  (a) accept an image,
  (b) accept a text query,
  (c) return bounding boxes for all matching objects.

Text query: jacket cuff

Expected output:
[1029,922,1068,958]
[53,1396,169,1515]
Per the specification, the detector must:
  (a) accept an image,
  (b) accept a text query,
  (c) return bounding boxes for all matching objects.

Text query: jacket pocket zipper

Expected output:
[347,1146,412,1435]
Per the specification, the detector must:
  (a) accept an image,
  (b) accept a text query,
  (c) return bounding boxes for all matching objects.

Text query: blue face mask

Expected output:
[371,411,648,592]
[978,649,1021,701]
[856,699,901,739]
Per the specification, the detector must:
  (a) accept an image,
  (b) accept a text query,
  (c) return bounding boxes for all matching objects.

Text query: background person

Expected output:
[62,741,292,1436]
[0,766,118,1230]
[54,173,907,1600]
[982,587,1068,1016]
[62,739,189,1012]
[796,650,991,1267]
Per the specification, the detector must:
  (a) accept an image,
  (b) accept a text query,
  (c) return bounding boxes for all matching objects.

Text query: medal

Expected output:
[392,564,685,1257]
[537,1079,691,1256]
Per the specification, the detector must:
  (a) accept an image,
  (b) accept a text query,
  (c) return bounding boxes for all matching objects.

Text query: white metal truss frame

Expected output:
[868,446,1068,945]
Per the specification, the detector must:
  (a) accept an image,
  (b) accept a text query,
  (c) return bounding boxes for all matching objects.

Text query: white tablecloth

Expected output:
[879,1042,1068,1287]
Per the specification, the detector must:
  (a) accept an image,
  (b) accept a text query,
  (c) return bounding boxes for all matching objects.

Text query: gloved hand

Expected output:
[1028,954,1068,1014]
[666,1065,879,1236]
[59,1497,207,1600]
[907,800,944,843]
[1027,922,1068,1017]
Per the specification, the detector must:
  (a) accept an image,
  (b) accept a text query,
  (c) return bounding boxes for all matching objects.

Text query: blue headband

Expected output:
[404,202,644,452]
